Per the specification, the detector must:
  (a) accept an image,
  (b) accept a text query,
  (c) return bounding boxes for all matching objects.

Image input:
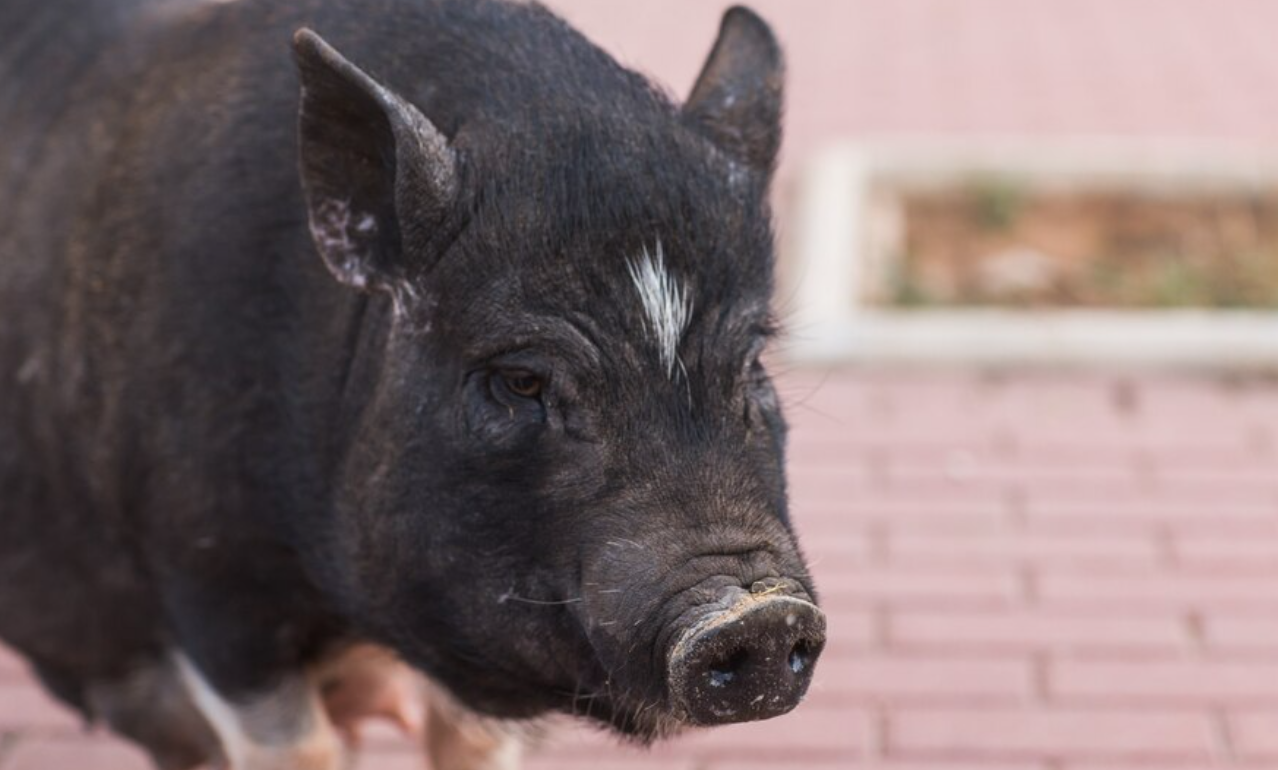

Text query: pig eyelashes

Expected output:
[626,242,693,379]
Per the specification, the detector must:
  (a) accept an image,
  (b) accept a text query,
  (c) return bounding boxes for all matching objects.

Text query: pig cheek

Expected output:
[579,557,669,675]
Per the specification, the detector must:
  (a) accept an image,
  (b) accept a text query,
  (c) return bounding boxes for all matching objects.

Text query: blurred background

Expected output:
[4,1,1278,769]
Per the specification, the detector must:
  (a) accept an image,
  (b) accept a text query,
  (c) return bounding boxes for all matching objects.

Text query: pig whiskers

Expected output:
[596,677,620,723]
[791,399,843,424]
[634,699,659,729]
[496,588,583,606]
[605,539,644,550]
[566,678,603,719]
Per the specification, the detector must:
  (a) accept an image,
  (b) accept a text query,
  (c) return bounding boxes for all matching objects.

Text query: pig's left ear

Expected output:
[682,6,785,175]
[293,29,458,292]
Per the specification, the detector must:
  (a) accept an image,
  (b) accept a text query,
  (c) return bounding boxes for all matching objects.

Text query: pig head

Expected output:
[290,7,824,740]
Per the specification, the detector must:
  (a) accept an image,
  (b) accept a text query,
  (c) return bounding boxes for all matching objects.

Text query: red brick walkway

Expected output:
[3,370,1277,769]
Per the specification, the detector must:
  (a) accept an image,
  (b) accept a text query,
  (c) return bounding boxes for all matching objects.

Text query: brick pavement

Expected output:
[2,370,1277,769]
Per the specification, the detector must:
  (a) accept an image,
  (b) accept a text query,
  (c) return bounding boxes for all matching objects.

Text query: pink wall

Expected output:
[550,0,1278,176]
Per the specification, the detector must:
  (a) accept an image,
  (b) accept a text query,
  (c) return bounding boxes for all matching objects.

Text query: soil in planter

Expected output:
[886,182,1278,309]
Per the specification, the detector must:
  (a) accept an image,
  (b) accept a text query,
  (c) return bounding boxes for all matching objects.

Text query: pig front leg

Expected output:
[175,652,343,770]
[312,643,521,770]
[83,655,224,770]
[161,575,345,770]
[315,643,426,744]
[424,682,523,770]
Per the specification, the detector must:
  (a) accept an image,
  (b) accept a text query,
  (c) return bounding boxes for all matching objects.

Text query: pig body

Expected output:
[0,0,824,768]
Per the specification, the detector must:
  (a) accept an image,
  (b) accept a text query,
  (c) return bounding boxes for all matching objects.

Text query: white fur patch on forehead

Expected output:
[627,242,692,378]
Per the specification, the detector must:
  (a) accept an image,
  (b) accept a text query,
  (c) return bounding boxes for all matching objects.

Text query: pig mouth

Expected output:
[543,644,682,742]
[555,680,690,743]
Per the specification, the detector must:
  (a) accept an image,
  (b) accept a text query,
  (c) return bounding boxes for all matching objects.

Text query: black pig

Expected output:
[0,0,825,767]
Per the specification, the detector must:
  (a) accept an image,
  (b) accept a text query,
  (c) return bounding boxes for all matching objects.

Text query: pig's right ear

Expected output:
[293,29,458,292]
[683,7,784,176]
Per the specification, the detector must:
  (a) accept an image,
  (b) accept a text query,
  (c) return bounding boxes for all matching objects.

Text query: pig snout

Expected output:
[666,582,826,725]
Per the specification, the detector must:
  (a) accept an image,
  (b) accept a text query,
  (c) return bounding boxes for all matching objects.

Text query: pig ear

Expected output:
[683,6,785,174]
[293,28,457,292]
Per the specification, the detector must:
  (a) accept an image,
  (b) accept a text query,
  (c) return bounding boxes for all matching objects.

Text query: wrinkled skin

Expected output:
[0,0,821,766]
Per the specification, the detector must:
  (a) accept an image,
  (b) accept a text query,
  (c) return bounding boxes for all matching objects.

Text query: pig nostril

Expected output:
[788,640,813,675]
[707,649,748,688]
[669,596,827,726]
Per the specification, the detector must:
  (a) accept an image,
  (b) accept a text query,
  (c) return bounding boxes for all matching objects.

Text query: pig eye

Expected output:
[496,369,544,400]
[469,366,547,437]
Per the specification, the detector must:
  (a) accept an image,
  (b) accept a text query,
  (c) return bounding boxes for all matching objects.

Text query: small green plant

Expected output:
[893,187,1278,309]
[887,255,931,307]
[1147,256,1205,307]
[970,178,1025,231]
